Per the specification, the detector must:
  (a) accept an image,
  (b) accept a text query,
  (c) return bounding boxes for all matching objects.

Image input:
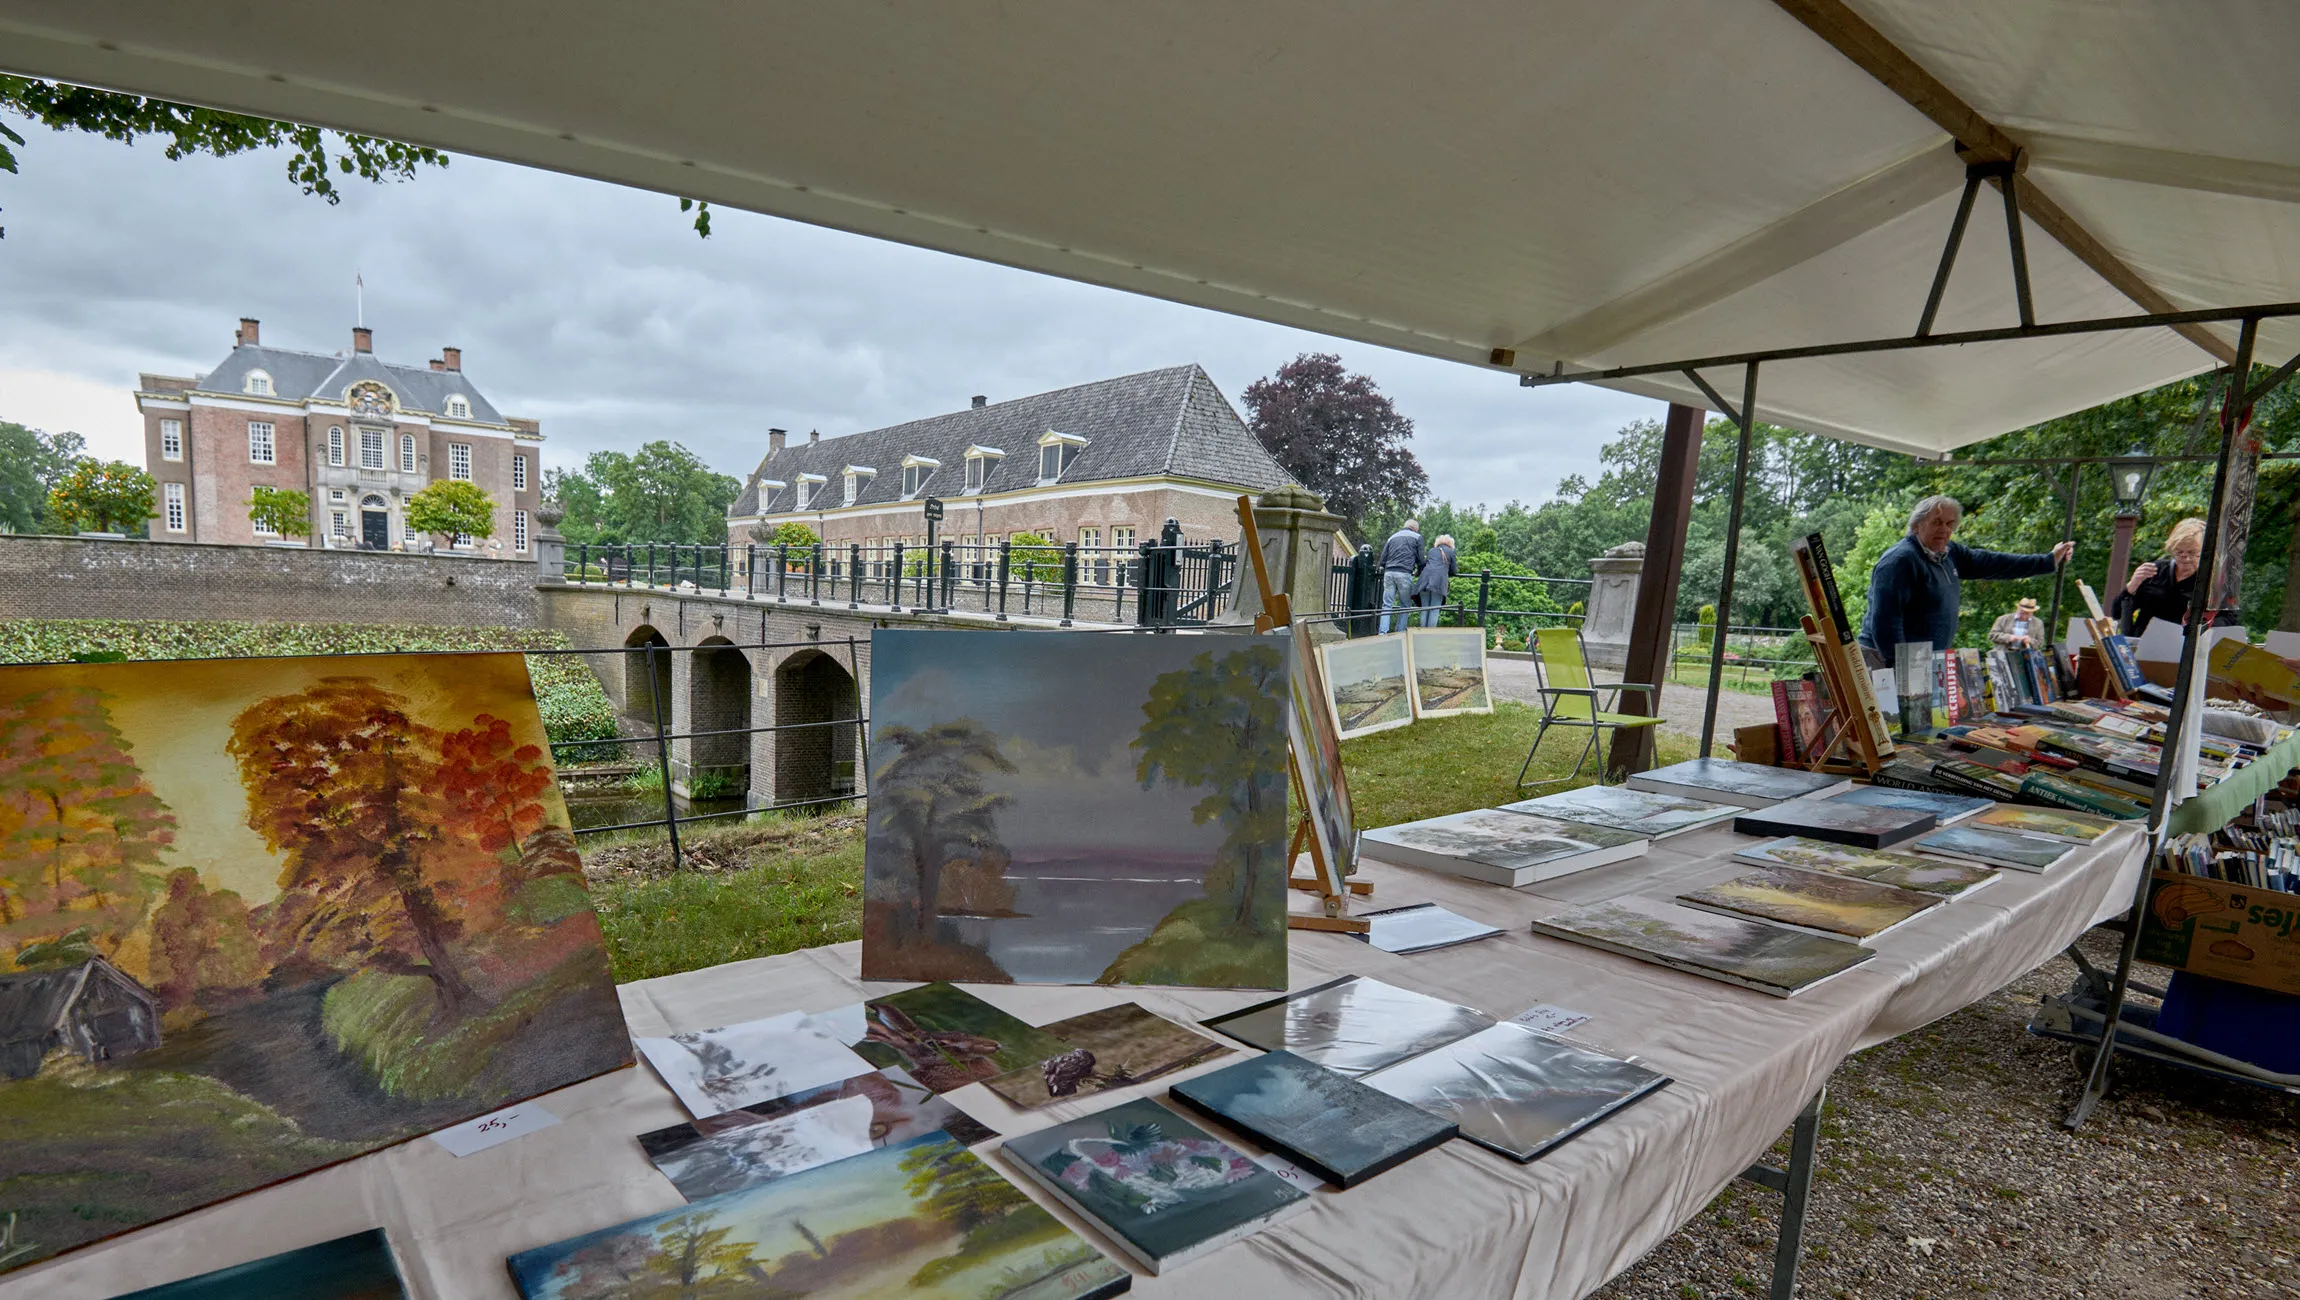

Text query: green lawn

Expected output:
[590,701,1695,983]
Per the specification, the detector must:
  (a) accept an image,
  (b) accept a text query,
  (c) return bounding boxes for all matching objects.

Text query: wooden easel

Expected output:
[1234,495,1371,934]
[1789,536,1890,776]
[2074,581,2128,701]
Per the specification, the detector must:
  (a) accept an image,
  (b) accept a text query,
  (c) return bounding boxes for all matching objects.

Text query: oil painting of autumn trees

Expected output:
[0,653,630,1275]
[861,631,1288,989]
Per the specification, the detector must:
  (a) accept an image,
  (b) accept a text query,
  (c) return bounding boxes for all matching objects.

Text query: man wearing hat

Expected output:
[1988,597,2045,649]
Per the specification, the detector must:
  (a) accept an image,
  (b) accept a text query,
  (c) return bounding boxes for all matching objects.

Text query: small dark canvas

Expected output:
[1200,974,1493,1076]
[1732,798,1934,849]
[118,1229,406,1299]
[1169,1050,1456,1187]
[1831,784,1992,825]
[1364,1022,1669,1163]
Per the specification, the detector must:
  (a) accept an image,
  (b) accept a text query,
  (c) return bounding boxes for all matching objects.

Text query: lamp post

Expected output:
[2105,447,2156,599]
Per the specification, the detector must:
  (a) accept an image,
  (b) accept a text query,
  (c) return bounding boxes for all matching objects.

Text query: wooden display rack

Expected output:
[1234,494,1371,934]
[1788,533,1891,777]
[2074,580,2128,701]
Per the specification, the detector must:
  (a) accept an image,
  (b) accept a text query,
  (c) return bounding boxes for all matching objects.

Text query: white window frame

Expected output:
[445,394,471,419]
[899,455,941,499]
[360,427,386,470]
[448,443,473,481]
[244,370,273,397]
[251,512,278,538]
[330,488,347,502]
[512,453,527,492]
[248,421,276,465]
[159,419,183,462]
[1036,432,1086,483]
[400,433,419,473]
[327,426,345,467]
[162,481,186,533]
[797,473,826,509]
[514,509,530,553]
[452,532,474,550]
[331,509,350,538]
[843,465,874,506]
[1111,525,1137,586]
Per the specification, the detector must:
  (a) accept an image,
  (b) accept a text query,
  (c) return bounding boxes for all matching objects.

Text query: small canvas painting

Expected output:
[1360,807,1647,886]
[1286,627,1355,893]
[1831,784,1992,825]
[854,982,1076,1093]
[1732,798,1935,849]
[1677,865,1938,942]
[1169,1049,1456,1187]
[1970,804,2115,844]
[981,1002,1228,1109]
[508,1131,1129,1300]
[1501,785,1739,838]
[1528,895,1873,996]
[0,654,632,1275]
[1405,626,1492,718]
[1356,902,1504,955]
[1364,1021,1669,1163]
[1624,757,1848,807]
[1733,837,1996,897]
[634,1009,873,1118]
[1201,974,1494,1076]
[1914,824,2074,872]
[863,630,1289,989]
[117,1228,407,1299]
[1318,633,1414,738]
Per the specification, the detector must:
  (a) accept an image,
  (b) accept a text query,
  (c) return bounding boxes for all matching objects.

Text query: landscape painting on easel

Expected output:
[1286,627,1355,893]
[1406,626,1491,718]
[862,630,1289,989]
[0,654,631,1275]
[1318,633,1413,739]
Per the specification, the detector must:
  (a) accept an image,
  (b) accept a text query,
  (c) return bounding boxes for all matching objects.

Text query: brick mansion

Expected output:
[136,317,542,556]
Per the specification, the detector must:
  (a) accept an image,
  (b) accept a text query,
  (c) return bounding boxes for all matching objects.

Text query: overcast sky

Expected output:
[0,115,1659,509]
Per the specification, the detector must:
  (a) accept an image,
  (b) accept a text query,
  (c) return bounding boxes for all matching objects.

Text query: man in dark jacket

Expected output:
[1857,495,2073,666]
[1414,533,1458,627]
[1377,520,1425,633]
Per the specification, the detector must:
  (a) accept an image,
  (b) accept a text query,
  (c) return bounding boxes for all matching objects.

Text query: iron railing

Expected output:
[562,520,1235,628]
[1324,554,1592,639]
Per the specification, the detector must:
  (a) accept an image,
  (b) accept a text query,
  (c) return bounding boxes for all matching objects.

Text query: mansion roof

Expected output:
[173,344,509,426]
[731,364,1289,517]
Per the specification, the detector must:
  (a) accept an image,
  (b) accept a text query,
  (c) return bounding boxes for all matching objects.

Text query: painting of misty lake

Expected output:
[0,654,631,1276]
[863,630,1290,989]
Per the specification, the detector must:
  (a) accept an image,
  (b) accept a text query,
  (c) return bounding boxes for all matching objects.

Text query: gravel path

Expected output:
[1591,931,2300,1300]
[1486,657,1777,740]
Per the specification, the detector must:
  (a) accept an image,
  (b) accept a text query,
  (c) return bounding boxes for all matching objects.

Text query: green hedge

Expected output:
[0,620,620,763]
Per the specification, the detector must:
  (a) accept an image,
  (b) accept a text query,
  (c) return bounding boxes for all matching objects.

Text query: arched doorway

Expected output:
[359,493,390,550]
[687,637,753,794]
[622,626,673,727]
[774,649,859,805]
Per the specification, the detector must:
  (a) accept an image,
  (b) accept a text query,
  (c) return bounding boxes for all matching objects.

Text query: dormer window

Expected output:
[1038,432,1087,483]
[796,473,826,509]
[445,394,471,419]
[901,455,941,498]
[964,445,1005,493]
[843,465,876,506]
[244,370,274,397]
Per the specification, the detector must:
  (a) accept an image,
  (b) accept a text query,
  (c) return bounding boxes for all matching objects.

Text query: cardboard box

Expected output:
[2135,870,2300,997]
[1732,723,1779,768]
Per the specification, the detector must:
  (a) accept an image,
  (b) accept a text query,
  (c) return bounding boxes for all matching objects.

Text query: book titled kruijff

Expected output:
[1001,1098,1309,1275]
[1625,756,1851,808]
[1168,1050,1456,1188]
[1528,895,1874,997]
[1731,798,1935,849]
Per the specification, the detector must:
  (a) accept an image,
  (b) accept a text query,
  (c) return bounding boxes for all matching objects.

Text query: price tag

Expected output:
[431,1103,562,1157]
[1508,1004,1592,1036]
[1251,1151,1325,1190]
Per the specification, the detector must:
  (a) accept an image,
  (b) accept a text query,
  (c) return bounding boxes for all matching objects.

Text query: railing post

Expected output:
[777,546,789,602]
[719,545,730,595]
[1061,543,1079,626]
[941,540,956,612]
[576,542,589,583]
[811,542,823,605]
[849,543,862,609]
[889,543,905,612]
[1477,571,1492,631]
[997,541,1012,621]
[743,543,756,597]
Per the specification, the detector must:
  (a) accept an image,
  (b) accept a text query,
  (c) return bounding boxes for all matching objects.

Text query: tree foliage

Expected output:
[146,867,267,1012]
[754,520,819,552]
[1243,353,1430,536]
[1131,646,1288,932]
[45,459,156,535]
[406,479,497,541]
[248,485,313,539]
[0,422,85,533]
[550,441,740,547]
[867,722,1015,944]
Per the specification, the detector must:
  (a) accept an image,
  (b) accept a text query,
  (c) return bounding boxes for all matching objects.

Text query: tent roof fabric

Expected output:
[2,0,2293,454]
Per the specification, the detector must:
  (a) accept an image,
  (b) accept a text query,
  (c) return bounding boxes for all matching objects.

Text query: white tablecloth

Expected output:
[3,823,2146,1300]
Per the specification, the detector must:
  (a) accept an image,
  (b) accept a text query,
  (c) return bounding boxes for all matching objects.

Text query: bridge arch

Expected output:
[771,647,860,806]
[685,636,754,793]
[621,624,673,726]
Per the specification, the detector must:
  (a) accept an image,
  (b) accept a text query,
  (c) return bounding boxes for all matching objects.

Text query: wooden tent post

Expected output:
[1235,494,1370,933]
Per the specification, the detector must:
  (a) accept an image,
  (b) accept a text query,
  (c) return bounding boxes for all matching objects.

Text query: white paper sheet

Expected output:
[634,1011,872,1118]
[429,1103,562,1158]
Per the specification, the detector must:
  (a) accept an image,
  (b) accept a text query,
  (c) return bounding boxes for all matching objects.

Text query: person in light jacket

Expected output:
[1988,597,2044,648]
[1414,534,1458,627]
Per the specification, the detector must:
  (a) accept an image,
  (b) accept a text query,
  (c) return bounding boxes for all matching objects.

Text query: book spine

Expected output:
[1773,680,1798,764]
[2018,774,2145,820]
[1803,532,1852,642]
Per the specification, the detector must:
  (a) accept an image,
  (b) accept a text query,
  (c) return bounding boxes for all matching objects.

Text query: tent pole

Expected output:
[1701,363,1760,758]
[2043,462,2080,652]
[1607,404,1705,780]
[2063,315,2257,1130]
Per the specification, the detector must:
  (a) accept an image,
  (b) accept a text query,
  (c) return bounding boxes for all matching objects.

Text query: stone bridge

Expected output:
[536,580,1118,811]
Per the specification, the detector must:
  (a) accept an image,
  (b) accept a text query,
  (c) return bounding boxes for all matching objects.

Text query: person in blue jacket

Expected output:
[1856,495,2074,668]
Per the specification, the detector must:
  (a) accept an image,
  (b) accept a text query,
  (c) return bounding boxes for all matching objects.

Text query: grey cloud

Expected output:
[0,115,1658,506]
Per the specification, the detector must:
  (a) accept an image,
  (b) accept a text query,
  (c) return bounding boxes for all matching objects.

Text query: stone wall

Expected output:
[0,534,541,627]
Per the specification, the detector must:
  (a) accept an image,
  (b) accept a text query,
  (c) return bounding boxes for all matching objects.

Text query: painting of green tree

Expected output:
[863,630,1289,988]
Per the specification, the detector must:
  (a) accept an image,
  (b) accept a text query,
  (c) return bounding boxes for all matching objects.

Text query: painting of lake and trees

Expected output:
[863,631,1289,989]
[0,654,631,1275]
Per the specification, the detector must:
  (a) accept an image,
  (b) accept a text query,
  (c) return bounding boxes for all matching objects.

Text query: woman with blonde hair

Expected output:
[2114,517,2206,635]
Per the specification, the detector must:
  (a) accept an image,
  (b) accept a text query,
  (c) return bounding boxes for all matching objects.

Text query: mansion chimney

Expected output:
[429,359,445,370]
[352,326,373,354]
[237,317,261,347]
[972,395,987,409]
[441,346,462,372]
[767,428,787,454]
[808,429,820,445]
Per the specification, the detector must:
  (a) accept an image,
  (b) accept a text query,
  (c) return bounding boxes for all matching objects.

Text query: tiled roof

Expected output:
[729,364,1289,518]
[195,345,508,425]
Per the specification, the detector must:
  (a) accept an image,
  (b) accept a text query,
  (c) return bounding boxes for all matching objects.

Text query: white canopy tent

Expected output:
[2,0,2297,454]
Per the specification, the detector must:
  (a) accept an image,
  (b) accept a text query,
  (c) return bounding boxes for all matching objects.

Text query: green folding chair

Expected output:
[1519,626,1662,787]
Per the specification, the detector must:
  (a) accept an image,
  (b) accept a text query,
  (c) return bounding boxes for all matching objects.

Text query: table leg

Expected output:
[1735,1083,1826,1300]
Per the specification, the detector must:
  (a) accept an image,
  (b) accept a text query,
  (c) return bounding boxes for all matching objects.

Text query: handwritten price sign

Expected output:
[431,1104,562,1157]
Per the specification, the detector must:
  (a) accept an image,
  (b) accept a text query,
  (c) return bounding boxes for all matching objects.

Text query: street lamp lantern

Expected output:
[2109,447,2155,516]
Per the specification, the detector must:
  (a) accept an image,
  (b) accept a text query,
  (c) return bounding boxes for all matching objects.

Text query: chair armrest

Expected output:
[1537,686,1599,698]
[1591,681,1657,695]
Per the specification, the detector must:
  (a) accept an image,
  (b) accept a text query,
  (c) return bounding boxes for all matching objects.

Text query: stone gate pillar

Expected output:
[1222,485,1347,624]
[1581,542,1644,673]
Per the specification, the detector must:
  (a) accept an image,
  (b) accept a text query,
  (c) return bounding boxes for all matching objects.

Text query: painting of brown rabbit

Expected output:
[852,982,1073,1093]
[0,653,631,1276]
